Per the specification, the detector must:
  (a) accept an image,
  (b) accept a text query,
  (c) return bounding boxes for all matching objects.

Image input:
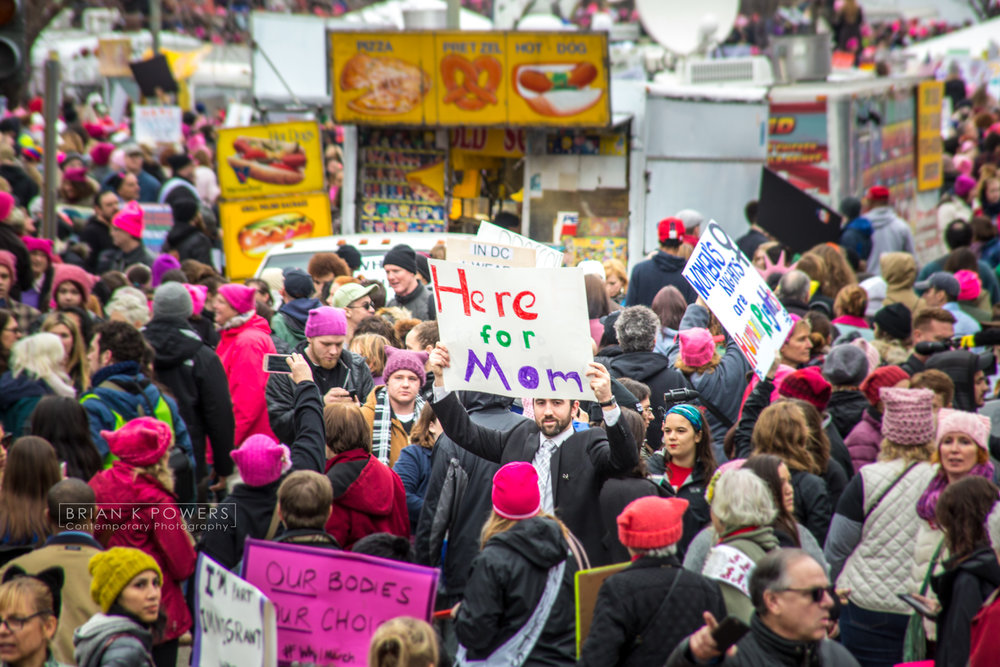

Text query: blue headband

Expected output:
[667,404,704,431]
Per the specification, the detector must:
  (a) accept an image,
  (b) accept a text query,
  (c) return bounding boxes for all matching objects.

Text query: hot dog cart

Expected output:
[331,29,634,265]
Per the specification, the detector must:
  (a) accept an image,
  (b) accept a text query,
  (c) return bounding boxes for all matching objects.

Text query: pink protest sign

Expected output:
[242,538,438,666]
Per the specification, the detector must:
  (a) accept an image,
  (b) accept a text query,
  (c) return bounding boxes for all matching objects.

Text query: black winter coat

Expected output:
[647,454,712,558]
[599,476,670,564]
[415,393,524,600]
[826,390,869,442]
[144,317,234,478]
[825,416,855,481]
[196,380,326,570]
[608,351,687,447]
[0,223,32,293]
[625,251,697,307]
[455,516,577,666]
[932,546,1000,667]
[431,391,639,567]
[667,614,861,667]
[265,341,374,444]
[80,216,115,274]
[791,470,833,546]
[580,555,725,667]
[164,221,214,266]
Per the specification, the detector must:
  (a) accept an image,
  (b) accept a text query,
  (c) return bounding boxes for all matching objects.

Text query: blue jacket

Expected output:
[0,372,53,437]
[839,216,872,263]
[394,443,433,530]
[81,362,194,467]
[103,170,160,203]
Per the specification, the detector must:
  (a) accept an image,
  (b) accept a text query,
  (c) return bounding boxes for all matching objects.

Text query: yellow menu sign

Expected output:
[220,192,332,279]
[331,31,609,128]
[916,81,943,192]
[217,121,324,200]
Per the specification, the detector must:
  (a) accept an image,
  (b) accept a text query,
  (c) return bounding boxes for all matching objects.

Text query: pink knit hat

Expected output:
[679,328,714,367]
[112,201,145,238]
[52,263,94,304]
[954,270,981,301]
[23,236,54,266]
[851,338,880,379]
[937,407,991,452]
[230,434,291,487]
[184,283,207,315]
[0,250,17,283]
[861,365,909,406]
[492,462,541,520]
[617,496,689,549]
[217,283,256,314]
[779,366,832,411]
[101,417,173,467]
[0,191,14,222]
[954,174,977,198]
[383,346,429,385]
[304,306,347,338]
[880,387,935,445]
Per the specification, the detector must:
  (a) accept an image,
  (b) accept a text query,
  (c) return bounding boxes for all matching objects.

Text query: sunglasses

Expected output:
[775,585,836,604]
[347,301,375,311]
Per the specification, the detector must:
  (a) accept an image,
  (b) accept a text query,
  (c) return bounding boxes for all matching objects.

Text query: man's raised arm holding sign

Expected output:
[427,343,638,567]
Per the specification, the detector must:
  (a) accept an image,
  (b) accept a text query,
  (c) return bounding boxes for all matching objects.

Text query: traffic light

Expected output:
[0,0,24,81]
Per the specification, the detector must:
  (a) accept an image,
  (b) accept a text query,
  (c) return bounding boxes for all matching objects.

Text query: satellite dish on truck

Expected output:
[635,0,739,56]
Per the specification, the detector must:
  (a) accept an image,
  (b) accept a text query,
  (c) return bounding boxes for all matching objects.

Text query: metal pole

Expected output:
[42,52,59,242]
[446,0,460,29]
[151,0,162,55]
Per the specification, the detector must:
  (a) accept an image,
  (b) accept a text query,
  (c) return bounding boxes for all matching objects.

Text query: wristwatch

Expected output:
[599,397,617,408]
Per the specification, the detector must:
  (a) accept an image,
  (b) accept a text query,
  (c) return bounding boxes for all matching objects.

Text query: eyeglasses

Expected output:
[0,612,47,632]
[774,585,836,604]
[642,406,654,415]
[347,301,376,311]
[2,325,19,335]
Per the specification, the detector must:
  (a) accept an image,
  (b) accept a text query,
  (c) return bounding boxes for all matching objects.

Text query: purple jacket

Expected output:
[844,409,882,474]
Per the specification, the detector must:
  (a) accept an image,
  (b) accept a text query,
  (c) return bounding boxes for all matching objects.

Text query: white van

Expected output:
[253,232,476,285]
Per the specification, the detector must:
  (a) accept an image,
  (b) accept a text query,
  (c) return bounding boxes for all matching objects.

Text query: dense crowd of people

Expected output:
[0,34,997,667]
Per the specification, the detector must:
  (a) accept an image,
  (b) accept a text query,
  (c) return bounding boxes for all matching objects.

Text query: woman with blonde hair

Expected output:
[40,311,90,392]
[0,570,64,666]
[350,333,390,385]
[368,617,438,667]
[455,462,578,665]
[0,437,61,552]
[0,333,76,437]
[87,418,196,666]
[603,259,628,305]
[832,285,873,341]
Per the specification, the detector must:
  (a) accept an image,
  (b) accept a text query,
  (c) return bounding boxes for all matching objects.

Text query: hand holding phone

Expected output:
[897,593,939,619]
[263,353,292,374]
[710,616,750,653]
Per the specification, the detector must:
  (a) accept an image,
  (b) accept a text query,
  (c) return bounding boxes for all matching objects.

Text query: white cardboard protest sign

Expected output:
[134,106,183,145]
[682,222,794,380]
[430,259,596,401]
[448,237,537,268]
[476,220,565,268]
[194,553,277,667]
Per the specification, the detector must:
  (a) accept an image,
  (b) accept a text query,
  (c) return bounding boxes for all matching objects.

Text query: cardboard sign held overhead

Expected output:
[448,237,537,268]
[129,55,178,97]
[683,222,794,380]
[756,167,843,254]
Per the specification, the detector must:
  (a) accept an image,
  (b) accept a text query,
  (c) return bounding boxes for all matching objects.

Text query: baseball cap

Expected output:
[658,217,685,243]
[122,143,144,157]
[914,272,960,300]
[331,282,378,309]
[867,185,890,201]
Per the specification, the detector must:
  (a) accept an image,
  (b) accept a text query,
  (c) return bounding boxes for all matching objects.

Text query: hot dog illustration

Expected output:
[237,212,314,257]
[513,62,603,117]
[228,137,307,186]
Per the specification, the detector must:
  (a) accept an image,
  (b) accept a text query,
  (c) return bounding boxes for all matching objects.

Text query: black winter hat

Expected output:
[170,198,198,225]
[873,303,912,341]
[283,268,314,299]
[382,244,418,275]
[337,244,362,272]
[167,153,193,173]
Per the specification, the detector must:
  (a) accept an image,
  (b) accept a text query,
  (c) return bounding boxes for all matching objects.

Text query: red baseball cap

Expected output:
[867,185,890,201]
[658,217,686,243]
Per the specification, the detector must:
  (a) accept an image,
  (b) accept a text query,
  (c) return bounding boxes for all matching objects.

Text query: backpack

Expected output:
[81,379,195,504]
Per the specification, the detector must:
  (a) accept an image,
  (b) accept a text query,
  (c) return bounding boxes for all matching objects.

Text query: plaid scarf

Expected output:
[372,386,425,466]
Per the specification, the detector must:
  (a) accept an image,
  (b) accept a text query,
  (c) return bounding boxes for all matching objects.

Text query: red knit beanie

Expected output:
[861,365,910,406]
[617,496,689,550]
[778,366,832,412]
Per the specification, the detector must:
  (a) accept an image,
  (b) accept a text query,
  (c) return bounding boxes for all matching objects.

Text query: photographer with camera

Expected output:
[901,308,957,376]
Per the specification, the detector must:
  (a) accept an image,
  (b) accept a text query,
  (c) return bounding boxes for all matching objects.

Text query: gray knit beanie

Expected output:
[153,281,193,321]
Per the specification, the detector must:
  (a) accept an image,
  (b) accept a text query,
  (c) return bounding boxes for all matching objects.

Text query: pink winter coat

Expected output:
[844,409,883,473]
[89,462,197,642]
[217,313,276,446]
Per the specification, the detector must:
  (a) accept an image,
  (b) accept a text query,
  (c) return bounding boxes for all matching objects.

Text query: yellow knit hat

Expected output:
[88,547,163,613]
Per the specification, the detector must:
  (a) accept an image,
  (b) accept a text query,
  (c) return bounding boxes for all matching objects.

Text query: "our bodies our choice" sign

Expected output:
[430,259,597,401]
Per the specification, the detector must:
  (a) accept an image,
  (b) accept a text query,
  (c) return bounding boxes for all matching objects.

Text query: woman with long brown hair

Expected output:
[455,462,577,666]
[0,437,61,554]
[811,243,858,300]
[395,404,441,532]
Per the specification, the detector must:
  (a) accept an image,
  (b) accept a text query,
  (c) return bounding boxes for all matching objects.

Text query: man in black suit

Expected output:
[427,344,638,567]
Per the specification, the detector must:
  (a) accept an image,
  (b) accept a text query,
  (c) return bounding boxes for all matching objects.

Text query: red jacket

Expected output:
[89,462,197,642]
[324,448,410,549]
[216,313,276,446]
[971,589,1000,667]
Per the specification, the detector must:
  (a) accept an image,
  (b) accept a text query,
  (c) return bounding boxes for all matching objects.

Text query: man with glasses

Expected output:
[331,282,379,345]
[0,250,37,332]
[668,549,858,667]
[266,306,374,444]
